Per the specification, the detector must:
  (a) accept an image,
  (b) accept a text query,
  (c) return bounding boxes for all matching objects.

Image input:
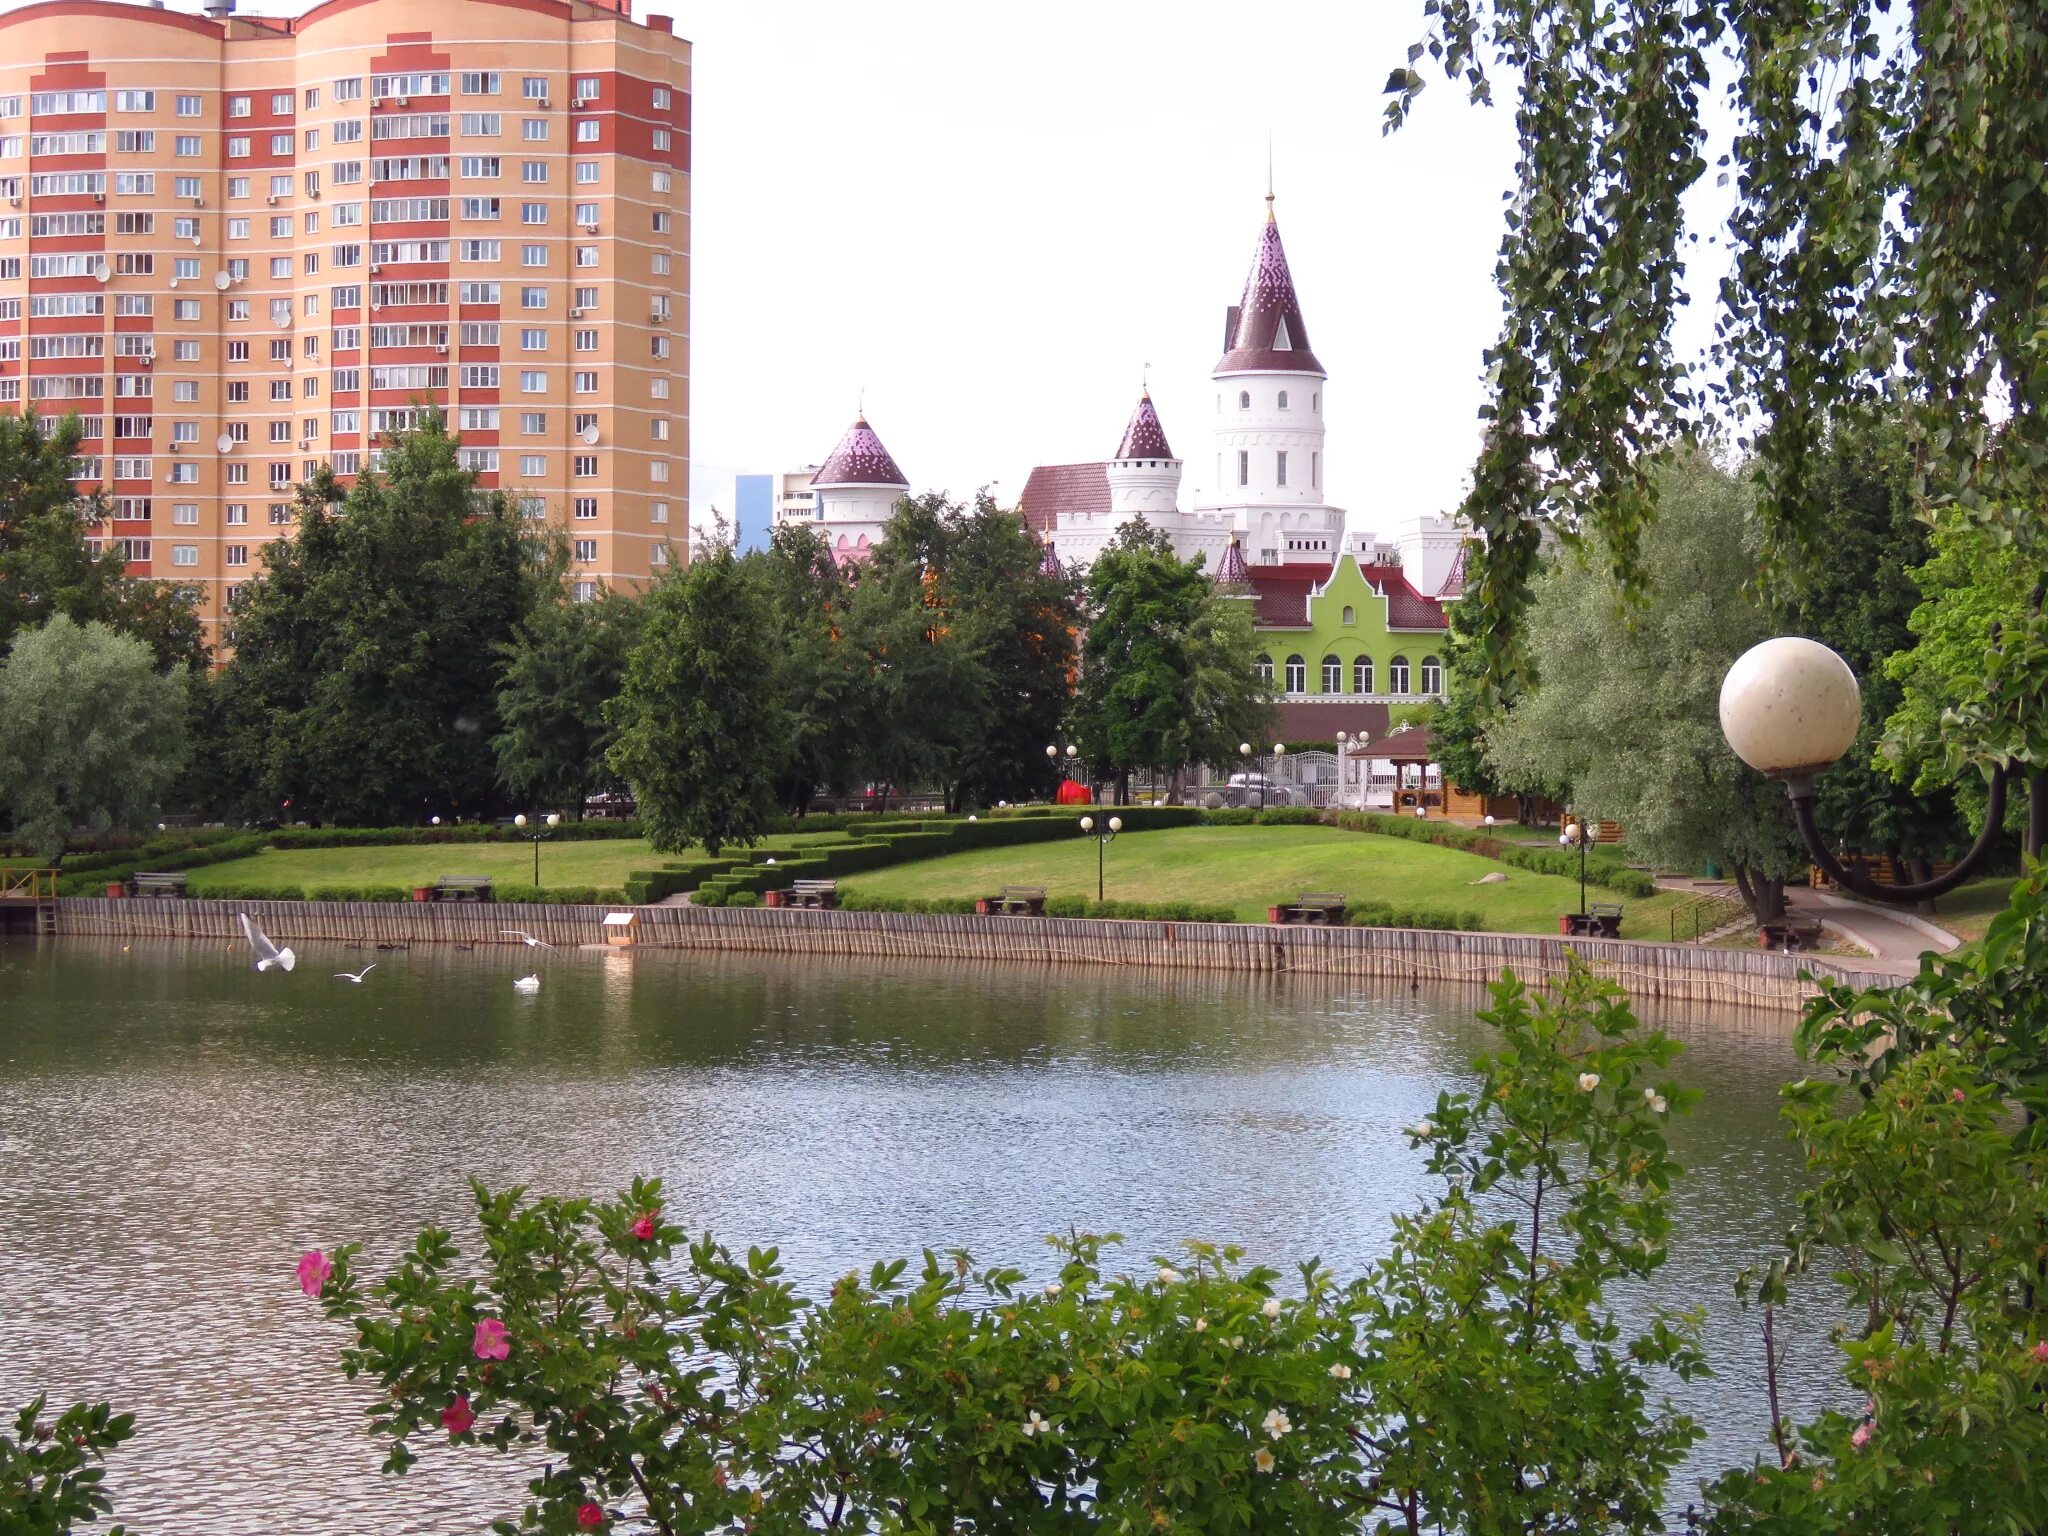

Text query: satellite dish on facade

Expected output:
[93,268,110,284]
[581,425,599,446]
[274,314,291,328]
[215,434,234,454]
[213,271,230,289]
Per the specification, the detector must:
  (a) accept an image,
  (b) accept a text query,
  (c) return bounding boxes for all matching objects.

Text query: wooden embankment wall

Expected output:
[55,898,1899,1013]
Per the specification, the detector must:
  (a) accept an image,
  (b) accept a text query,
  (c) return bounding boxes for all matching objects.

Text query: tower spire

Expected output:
[1266,136,1275,222]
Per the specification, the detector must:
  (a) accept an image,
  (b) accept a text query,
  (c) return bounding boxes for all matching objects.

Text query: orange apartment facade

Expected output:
[0,0,690,635]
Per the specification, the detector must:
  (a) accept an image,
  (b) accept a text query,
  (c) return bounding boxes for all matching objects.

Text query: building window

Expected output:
[1238,391,1250,409]
[650,501,668,524]
[1278,390,1289,409]
[1353,657,1373,694]
[1321,655,1342,693]
[176,94,202,117]
[171,545,198,567]
[1312,451,1319,488]
[226,545,248,566]
[1276,451,1287,487]
[1237,450,1248,487]
[571,580,597,603]
[1284,655,1306,692]
[572,455,597,477]
[1312,392,1320,411]
[573,538,597,562]
[1420,655,1443,695]
[1341,605,1355,626]
[573,497,597,519]
[520,411,546,433]
[172,503,198,525]
[1389,655,1410,694]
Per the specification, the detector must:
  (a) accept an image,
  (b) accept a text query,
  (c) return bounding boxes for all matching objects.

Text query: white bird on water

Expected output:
[500,930,554,948]
[513,974,540,994]
[333,963,377,984]
[238,913,296,973]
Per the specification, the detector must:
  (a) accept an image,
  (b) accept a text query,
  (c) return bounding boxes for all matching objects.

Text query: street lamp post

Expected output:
[1079,813,1122,902]
[514,812,561,887]
[1334,731,1350,810]
[1272,742,1286,810]
[1719,636,2039,902]
[1559,816,1591,918]
[1048,743,1089,802]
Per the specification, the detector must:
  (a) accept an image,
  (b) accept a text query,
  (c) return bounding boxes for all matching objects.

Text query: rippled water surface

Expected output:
[0,939,1840,1532]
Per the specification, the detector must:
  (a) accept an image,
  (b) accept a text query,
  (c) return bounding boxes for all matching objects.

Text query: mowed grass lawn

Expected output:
[841,824,1695,935]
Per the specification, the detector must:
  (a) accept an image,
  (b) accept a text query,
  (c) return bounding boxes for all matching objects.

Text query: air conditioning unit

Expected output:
[169,441,182,453]
[266,195,278,206]
[308,187,320,198]
[649,312,662,325]
[568,307,582,318]
[435,343,448,355]
[167,277,180,288]
[93,193,104,204]
[193,196,204,208]
[395,96,409,107]
[369,263,382,273]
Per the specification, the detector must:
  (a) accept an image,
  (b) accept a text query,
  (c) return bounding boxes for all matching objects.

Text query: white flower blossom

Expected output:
[1261,1298,1282,1318]
[1649,1094,1667,1114]
[1021,1410,1053,1438]
[1253,1448,1276,1473]
[1043,1281,1063,1298]
[1262,1408,1291,1440]
[1192,1316,1208,1332]
[1328,1363,1352,1381]
[1157,1266,1181,1285]
[1226,1336,1243,1349]
[1411,1120,1434,1138]
[1578,1073,1601,1092]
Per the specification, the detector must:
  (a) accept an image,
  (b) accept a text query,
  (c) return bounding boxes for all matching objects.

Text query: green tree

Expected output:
[0,615,188,860]
[1390,1,2048,707]
[757,524,861,813]
[1429,591,1564,824]
[868,491,1079,809]
[0,410,206,672]
[1074,520,1269,802]
[607,545,789,855]
[493,589,641,819]
[1484,452,1806,920]
[221,414,551,825]
[1785,414,1970,877]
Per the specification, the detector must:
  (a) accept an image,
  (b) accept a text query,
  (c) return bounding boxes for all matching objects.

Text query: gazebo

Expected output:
[1346,723,1441,816]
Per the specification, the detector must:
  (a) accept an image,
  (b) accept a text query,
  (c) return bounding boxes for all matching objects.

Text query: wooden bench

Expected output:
[990,884,1047,917]
[790,879,838,910]
[128,871,189,898]
[1276,892,1348,925]
[431,875,494,903]
[1587,901,1624,939]
[1758,918,1824,951]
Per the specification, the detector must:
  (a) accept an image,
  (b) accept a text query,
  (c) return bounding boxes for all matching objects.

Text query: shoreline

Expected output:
[44,897,1899,1014]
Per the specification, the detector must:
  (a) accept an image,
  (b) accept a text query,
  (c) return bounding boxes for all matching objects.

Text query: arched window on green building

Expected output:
[1389,654,1411,693]
[1353,656,1373,694]
[1255,653,1273,684]
[1285,654,1307,692]
[1322,654,1343,692]
[1420,654,1443,694]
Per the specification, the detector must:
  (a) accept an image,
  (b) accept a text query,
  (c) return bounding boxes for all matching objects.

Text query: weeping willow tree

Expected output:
[1389,0,2048,769]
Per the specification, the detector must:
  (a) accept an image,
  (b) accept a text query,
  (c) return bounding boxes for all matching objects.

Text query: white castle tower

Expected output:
[1195,195,1345,564]
[1104,388,1181,519]
[807,412,910,565]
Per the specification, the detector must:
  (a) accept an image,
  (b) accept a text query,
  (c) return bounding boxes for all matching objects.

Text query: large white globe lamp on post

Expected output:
[1718,636,2010,903]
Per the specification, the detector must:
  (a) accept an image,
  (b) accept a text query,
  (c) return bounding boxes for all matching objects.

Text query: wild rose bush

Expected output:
[0,1396,133,1535]
[304,962,1706,1535]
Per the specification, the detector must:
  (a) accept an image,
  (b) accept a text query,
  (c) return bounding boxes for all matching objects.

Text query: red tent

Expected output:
[1055,779,1093,806]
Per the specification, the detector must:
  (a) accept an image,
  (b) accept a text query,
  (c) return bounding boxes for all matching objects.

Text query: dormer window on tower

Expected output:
[1278,390,1289,409]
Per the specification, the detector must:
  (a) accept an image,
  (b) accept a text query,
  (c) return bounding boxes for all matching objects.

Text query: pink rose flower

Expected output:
[630,1211,657,1241]
[473,1318,511,1360]
[1850,1421,1871,1450]
[296,1250,332,1298]
[2032,1340,2048,1364]
[577,1502,605,1528]
[1951,1088,1967,1103]
[441,1395,476,1435]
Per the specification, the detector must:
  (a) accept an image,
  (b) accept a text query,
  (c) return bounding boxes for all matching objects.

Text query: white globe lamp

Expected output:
[1079,815,1094,832]
[1108,816,1123,833]
[1719,637,1862,781]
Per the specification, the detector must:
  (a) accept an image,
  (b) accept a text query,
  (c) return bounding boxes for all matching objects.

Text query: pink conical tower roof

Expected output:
[1113,388,1176,461]
[1214,535,1251,585]
[812,413,909,488]
[1039,537,1062,577]
[1215,200,1325,377]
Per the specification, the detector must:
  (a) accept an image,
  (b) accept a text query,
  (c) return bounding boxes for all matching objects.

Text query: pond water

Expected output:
[0,939,1842,1533]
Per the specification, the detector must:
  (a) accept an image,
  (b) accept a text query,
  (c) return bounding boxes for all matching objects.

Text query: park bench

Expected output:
[128,872,189,898]
[431,875,494,903]
[1757,918,1825,952]
[1275,893,1348,926]
[1587,901,1624,939]
[989,885,1047,917]
[790,879,838,910]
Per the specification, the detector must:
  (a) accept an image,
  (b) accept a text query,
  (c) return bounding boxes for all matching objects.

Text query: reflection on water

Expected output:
[0,939,1838,1532]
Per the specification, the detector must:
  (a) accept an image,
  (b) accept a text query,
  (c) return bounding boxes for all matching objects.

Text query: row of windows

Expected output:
[1232,449,1318,488]
[0,81,675,118]
[1255,653,1444,695]
[0,161,670,204]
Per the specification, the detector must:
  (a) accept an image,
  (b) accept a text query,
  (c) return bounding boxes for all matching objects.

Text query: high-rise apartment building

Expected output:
[0,0,690,633]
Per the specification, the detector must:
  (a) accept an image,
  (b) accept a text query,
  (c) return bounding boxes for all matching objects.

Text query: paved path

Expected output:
[1654,876,1959,978]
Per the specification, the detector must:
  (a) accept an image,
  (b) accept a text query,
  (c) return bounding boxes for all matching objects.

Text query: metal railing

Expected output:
[0,869,57,901]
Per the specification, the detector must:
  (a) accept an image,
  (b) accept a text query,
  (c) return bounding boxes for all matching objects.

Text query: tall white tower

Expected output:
[1196,196,1344,564]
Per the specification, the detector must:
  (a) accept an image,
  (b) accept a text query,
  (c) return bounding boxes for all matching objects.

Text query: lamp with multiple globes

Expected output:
[514,811,562,887]
[1079,813,1123,902]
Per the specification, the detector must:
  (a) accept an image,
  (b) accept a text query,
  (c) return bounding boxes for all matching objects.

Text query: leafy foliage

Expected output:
[0,1396,133,1536]
[307,964,1702,1535]
[0,616,189,860]
[493,588,641,819]
[1481,452,1804,918]
[606,545,789,857]
[1390,0,2048,703]
[221,413,554,826]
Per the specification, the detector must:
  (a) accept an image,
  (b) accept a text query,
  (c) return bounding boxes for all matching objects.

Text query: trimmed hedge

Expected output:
[1329,811,1656,898]
[1343,901,1486,932]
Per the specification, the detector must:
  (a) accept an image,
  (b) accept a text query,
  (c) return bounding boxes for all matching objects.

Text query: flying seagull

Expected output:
[500,930,554,948]
[513,974,540,994]
[333,963,377,984]
[238,913,296,973]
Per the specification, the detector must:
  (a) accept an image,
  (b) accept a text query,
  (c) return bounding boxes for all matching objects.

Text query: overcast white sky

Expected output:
[666,0,1533,542]
[24,0,1741,542]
